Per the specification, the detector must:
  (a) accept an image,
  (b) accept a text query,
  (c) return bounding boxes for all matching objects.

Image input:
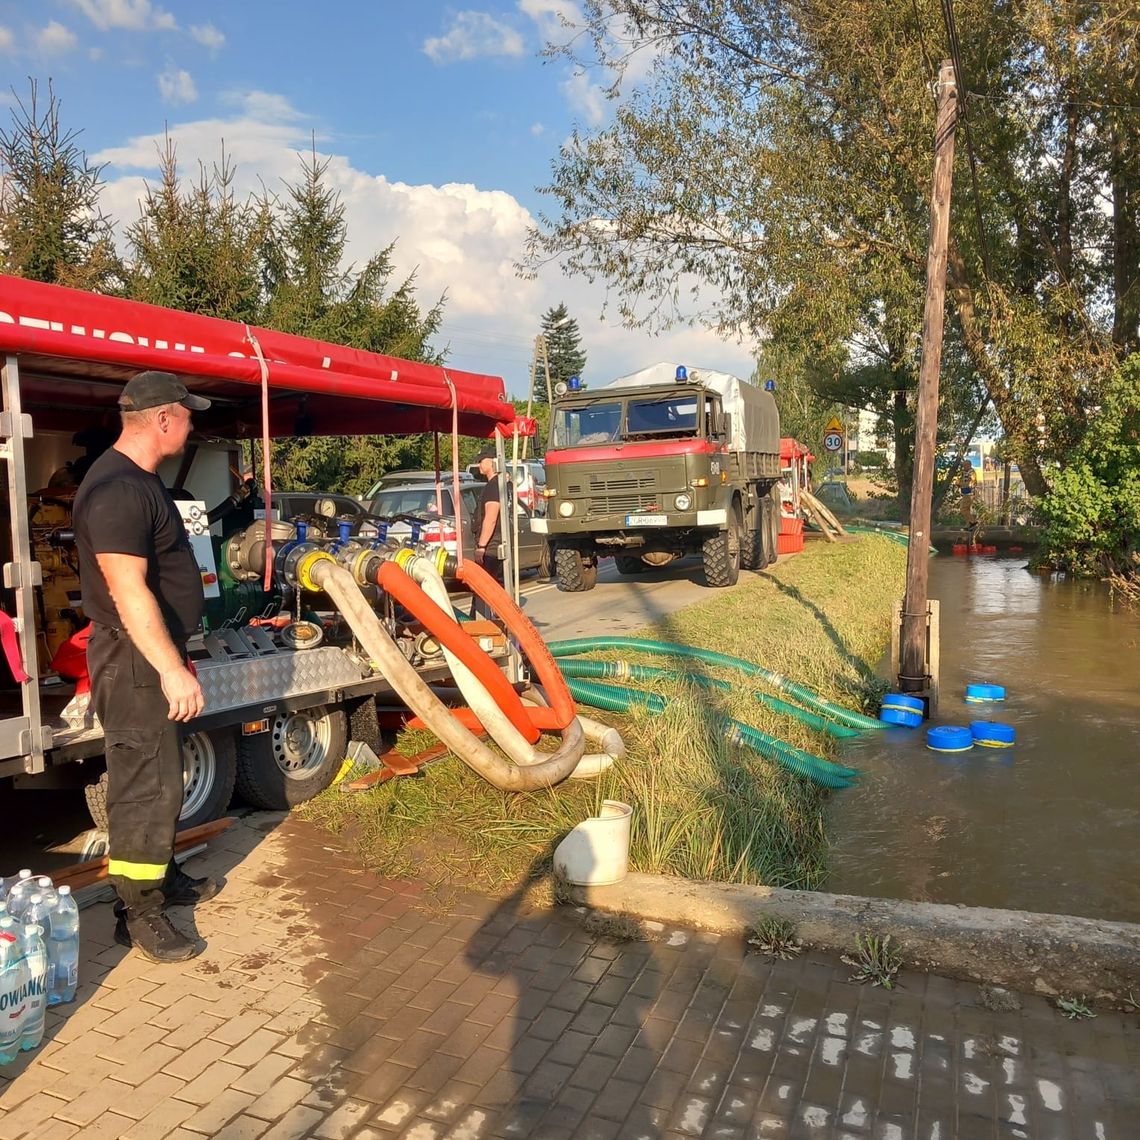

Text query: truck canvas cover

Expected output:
[602,362,779,455]
[0,275,513,438]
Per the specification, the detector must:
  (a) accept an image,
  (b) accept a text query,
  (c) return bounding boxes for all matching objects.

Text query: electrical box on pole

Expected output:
[899,59,958,703]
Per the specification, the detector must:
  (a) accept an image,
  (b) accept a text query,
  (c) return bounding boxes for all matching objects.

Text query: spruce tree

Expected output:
[0,80,121,291]
[537,303,587,401]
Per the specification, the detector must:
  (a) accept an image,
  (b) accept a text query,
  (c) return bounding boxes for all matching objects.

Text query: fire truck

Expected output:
[0,275,534,830]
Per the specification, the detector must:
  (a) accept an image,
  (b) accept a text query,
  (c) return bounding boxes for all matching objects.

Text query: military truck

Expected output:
[532,363,782,591]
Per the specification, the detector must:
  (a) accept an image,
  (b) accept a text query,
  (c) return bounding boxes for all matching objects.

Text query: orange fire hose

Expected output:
[373,560,541,744]
[455,560,576,732]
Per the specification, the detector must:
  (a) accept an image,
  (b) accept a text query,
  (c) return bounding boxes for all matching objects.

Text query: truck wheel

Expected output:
[702,511,742,587]
[614,555,643,576]
[83,728,238,832]
[555,546,598,592]
[740,508,765,571]
[764,495,780,565]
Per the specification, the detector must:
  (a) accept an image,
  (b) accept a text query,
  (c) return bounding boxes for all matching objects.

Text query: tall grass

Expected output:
[299,536,906,894]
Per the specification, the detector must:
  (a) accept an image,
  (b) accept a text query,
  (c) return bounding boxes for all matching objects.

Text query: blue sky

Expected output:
[0,1,756,396]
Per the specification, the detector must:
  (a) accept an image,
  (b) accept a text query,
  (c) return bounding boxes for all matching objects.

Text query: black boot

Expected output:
[114,908,201,963]
[162,863,220,907]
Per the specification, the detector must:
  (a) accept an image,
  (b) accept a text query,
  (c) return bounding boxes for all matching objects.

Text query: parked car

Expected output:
[368,480,551,575]
[360,469,478,503]
[271,492,379,537]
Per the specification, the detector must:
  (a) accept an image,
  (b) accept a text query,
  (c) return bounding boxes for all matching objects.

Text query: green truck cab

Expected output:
[531,363,782,591]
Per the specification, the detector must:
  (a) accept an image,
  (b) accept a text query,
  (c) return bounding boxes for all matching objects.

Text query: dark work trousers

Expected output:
[88,623,185,916]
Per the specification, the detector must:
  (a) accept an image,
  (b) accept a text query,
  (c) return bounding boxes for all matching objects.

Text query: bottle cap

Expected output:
[36,877,53,886]
[28,893,43,904]
[58,886,71,896]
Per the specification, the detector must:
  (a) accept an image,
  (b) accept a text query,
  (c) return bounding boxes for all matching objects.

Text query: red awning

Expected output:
[0,276,514,439]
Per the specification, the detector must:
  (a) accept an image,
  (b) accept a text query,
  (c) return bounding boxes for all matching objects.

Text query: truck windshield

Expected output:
[551,402,622,447]
[626,396,698,437]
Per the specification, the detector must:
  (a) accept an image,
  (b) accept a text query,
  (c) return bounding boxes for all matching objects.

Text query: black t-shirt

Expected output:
[474,475,507,547]
[73,448,205,641]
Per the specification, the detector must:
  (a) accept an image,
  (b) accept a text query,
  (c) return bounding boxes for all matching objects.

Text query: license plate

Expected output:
[625,514,668,526]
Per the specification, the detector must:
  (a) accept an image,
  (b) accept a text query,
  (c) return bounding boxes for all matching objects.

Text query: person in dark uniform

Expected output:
[73,371,217,963]
[473,445,506,583]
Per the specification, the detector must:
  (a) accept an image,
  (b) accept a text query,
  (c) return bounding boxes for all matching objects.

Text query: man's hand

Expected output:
[161,665,205,722]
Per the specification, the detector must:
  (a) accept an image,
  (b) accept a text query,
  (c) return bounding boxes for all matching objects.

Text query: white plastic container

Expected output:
[553,800,633,886]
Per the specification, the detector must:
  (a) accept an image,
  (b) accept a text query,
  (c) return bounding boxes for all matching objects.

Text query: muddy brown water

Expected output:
[827,554,1140,924]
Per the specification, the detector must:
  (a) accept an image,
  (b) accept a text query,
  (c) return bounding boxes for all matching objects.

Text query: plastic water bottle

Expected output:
[3,870,34,913]
[19,924,48,1052]
[7,876,55,922]
[32,877,58,911]
[0,917,26,1065]
[47,887,79,1005]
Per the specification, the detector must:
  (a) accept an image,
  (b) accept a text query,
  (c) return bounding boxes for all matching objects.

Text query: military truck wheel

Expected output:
[555,546,598,592]
[84,728,237,832]
[702,511,741,587]
[764,494,781,565]
[614,555,643,575]
[236,705,348,810]
[740,506,765,571]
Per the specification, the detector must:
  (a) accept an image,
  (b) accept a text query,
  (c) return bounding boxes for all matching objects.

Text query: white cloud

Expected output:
[530,122,545,136]
[518,0,581,45]
[157,65,197,105]
[94,97,756,395]
[561,70,607,125]
[423,11,525,64]
[0,26,14,54]
[70,0,176,32]
[189,23,224,52]
[35,21,79,55]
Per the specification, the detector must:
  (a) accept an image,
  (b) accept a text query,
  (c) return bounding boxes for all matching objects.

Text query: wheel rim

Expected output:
[271,709,334,780]
[181,731,218,821]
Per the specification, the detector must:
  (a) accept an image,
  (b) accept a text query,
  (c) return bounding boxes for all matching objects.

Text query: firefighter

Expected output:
[73,371,217,963]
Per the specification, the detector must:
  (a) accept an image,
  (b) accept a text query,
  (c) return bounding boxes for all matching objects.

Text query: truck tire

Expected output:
[765,495,781,564]
[702,511,742,587]
[83,728,238,832]
[555,546,598,592]
[614,555,643,575]
[740,506,765,571]
[236,704,348,810]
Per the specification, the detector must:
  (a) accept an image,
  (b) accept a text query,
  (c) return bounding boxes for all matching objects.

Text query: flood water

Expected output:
[826,554,1140,923]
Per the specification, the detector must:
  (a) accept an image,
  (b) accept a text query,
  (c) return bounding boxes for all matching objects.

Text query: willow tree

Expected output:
[525,1,1138,498]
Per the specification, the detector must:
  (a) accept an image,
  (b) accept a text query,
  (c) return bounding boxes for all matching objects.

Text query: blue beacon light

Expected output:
[567,375,582,391]
[675,365,688,382]
[764,378,776,391]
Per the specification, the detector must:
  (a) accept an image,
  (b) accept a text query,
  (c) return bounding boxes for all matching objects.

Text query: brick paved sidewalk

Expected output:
[1,813,1136,1139]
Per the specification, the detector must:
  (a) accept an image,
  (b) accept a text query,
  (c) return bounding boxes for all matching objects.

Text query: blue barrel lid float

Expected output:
[966,683,1006,703]
[880,692,924,728]
[926,725,974,753]
[970,720,1016,748]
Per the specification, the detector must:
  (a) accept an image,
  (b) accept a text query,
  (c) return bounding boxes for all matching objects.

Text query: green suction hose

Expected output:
[557,658,860,740]
[549,637,884,733]
[562,677,856,790]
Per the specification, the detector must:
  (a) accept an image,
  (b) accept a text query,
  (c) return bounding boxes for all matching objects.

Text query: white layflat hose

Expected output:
[522,685,624,780]
[310,561,586,791]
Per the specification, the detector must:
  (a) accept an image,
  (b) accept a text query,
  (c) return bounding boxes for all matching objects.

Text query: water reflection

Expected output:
[826,556,1140,923]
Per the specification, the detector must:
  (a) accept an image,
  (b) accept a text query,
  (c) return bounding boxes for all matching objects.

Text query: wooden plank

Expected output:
[802,489,848,536]
[800,495,837,542]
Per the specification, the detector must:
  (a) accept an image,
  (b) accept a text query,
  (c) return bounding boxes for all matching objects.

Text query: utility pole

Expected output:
[900,58,958,697]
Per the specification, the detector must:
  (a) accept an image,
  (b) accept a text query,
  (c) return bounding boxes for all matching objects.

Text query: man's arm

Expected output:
[95,552,204,723]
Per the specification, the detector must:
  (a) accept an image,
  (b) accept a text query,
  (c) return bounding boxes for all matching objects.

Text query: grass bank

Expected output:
[299,535,907,895]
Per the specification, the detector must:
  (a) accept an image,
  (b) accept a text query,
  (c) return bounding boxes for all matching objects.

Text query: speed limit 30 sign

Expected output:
[823,431,843,453]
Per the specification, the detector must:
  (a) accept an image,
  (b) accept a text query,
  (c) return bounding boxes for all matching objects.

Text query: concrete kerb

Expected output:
[570,872,1140,999]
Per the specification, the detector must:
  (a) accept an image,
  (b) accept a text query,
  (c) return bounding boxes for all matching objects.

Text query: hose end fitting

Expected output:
[296,549,337,593]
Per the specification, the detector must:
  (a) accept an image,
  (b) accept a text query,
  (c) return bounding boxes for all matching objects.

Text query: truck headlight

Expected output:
[557,501,576,518]
[674,493,692,511]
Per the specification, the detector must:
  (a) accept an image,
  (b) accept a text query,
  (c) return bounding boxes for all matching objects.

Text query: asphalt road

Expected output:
[519,554,727,641]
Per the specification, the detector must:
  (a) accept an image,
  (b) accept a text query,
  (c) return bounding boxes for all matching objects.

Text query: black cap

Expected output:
[118,371,211,412]
[476,445,496,462]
